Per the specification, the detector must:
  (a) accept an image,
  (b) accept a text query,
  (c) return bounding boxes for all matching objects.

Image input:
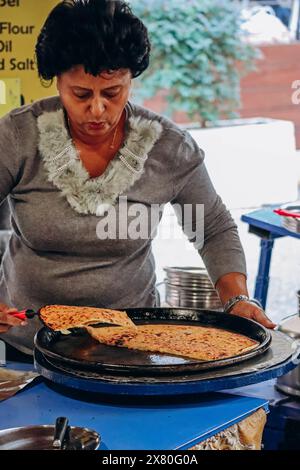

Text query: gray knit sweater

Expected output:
[0,96,246,354]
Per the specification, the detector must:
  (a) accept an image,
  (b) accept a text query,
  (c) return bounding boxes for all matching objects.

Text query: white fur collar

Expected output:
[37,107,163,215]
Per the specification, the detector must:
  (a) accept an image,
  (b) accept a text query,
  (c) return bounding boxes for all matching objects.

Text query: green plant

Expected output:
[130,0,258,126]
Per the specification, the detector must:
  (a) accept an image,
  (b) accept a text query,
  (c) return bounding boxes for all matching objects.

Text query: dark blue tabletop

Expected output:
[241,207,300,239]
[0,363,268,450]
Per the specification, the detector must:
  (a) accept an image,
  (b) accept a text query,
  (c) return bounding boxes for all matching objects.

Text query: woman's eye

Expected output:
[75,94,89,99]
[104,93,118,98]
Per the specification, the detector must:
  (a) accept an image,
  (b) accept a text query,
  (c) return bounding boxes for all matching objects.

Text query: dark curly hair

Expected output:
[35,0,151,81]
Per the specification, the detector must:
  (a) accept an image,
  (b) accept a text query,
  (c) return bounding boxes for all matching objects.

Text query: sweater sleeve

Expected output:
[171,130,247,286]
[0,112,20,206]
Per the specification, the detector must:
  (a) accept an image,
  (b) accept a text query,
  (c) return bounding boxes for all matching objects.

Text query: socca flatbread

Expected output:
[39,305,136,331]
[85,324,259,361]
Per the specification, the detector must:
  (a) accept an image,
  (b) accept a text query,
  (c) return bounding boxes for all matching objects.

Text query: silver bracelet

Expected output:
[224,295,263,313]
[223,295,249,313]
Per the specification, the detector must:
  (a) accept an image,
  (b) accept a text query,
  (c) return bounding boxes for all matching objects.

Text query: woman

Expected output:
[0,0,275,355]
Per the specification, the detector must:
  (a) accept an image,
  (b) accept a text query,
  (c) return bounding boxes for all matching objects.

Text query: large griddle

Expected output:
[34,308,271,375]
[34,331,298,396]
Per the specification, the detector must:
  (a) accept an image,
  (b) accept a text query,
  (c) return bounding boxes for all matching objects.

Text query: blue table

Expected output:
[0,362,268,450]
[241,207,300,309]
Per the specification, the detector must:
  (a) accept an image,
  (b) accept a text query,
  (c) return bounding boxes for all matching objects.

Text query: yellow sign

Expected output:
[0,0,59,110]
[0,79,5,103]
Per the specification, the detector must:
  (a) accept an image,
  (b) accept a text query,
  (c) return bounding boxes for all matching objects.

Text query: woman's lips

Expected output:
[87,122,106,130]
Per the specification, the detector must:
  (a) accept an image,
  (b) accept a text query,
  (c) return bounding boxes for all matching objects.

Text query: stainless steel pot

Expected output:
[276,313,300,397]
[163,266,222,310]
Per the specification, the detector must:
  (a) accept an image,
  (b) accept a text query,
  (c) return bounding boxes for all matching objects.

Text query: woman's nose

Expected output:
[90,98,105,118]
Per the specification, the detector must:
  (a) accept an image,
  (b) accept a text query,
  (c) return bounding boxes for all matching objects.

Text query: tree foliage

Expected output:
[130,0,257,125]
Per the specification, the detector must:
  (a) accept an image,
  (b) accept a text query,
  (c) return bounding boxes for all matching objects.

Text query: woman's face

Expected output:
[57,65,132,139]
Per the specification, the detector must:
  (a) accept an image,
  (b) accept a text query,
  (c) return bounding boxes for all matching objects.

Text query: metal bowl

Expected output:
[0,425,100,450]
[276,309,300,398]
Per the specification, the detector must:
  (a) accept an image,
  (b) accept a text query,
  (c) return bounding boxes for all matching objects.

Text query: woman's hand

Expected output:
[215,273,276,329]
[0,303,26,334]
[230,301,276,329]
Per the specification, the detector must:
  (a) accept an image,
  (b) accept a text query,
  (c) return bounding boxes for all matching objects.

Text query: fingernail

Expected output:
[21,321,27,326]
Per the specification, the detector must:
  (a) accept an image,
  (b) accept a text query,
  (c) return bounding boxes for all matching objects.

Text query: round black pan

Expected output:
[34,308,272,375]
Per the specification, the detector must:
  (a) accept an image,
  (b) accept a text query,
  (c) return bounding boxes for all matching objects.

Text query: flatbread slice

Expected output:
[39,305,136,331]
[85,324,259,361]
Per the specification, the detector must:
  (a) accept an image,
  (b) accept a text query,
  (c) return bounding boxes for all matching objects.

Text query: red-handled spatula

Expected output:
[6,309,37,321]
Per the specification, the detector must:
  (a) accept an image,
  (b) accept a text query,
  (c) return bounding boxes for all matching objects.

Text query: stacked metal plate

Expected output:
[163,266,222,310]
[277,202,300,233]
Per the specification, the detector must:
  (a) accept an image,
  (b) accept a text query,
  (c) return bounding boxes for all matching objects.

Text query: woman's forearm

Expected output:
[215,272,248,306]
